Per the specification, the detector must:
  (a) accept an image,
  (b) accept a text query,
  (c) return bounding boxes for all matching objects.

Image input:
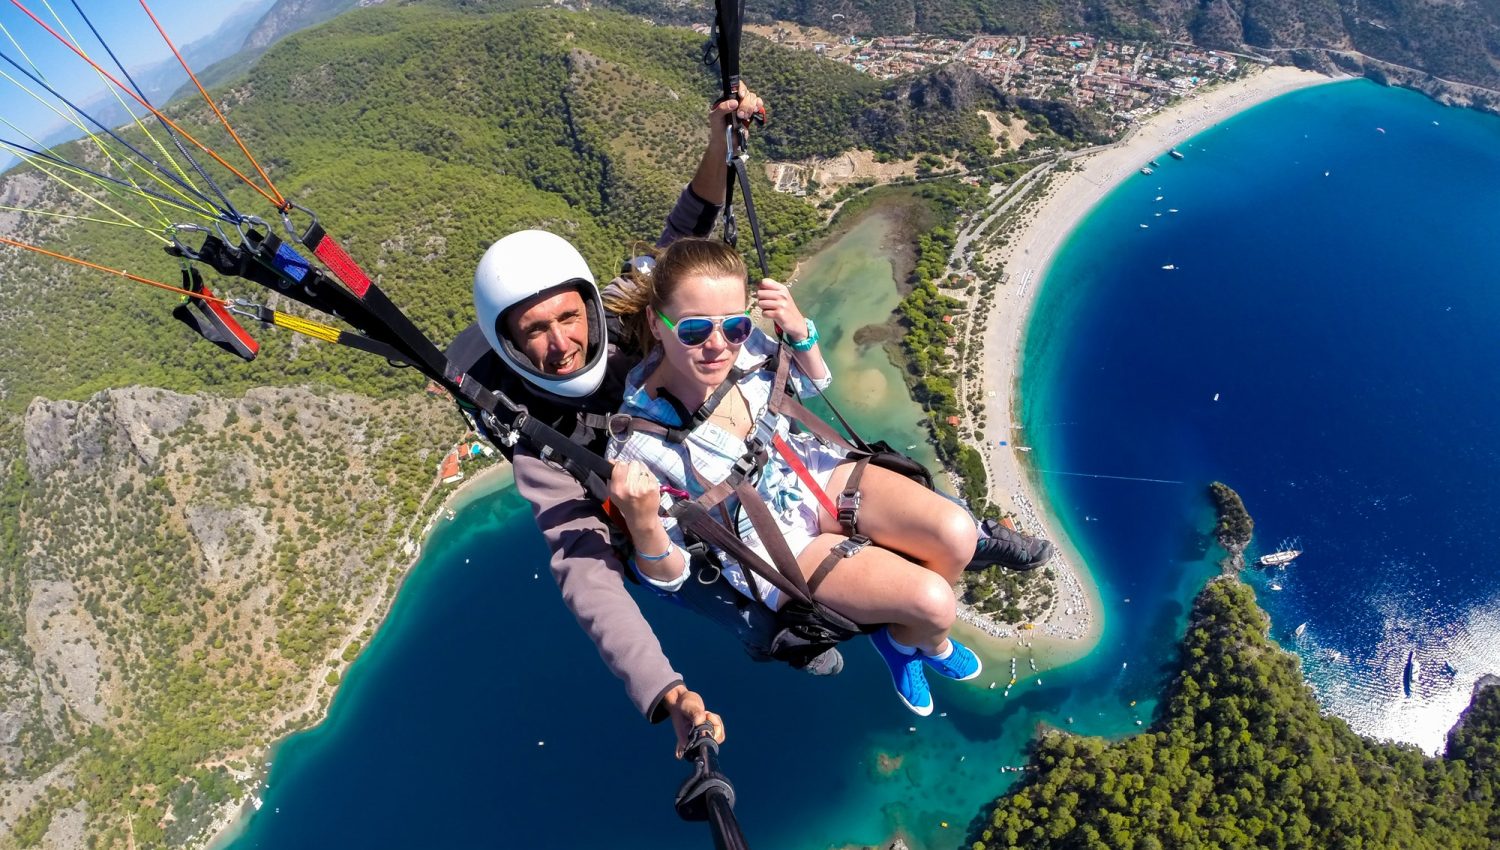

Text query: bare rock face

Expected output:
[39,802,87,850]
[25,580,107,727]
[7,383,456,844]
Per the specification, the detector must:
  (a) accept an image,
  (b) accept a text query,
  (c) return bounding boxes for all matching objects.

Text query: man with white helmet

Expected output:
[450,88,809,757]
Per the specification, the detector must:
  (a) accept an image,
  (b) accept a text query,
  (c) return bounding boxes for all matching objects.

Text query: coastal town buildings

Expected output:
[745,25,1243,129]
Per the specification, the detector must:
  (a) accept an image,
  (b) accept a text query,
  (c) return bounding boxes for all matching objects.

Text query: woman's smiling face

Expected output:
[652,272,750,391]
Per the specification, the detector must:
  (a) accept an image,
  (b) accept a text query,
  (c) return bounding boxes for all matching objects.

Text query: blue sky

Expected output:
[0,0,265,142]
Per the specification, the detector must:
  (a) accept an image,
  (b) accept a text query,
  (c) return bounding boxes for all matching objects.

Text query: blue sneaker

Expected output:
[921,638,982,681]
[869,628,933,716]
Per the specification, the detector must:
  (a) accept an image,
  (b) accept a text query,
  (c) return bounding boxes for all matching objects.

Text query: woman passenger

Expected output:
[603,238,982,716]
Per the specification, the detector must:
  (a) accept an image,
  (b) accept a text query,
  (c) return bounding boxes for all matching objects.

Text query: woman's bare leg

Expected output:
[820,463,975,584]
[794,533,955,652]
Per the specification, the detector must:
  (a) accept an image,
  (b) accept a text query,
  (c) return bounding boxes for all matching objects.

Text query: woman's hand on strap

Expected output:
[609,460,664,529]
[755,278,807,342]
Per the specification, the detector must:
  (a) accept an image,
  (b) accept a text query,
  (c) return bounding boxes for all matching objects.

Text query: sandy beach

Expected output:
[957,65,1342,669]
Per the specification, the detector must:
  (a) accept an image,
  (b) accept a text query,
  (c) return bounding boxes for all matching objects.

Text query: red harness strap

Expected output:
[770,433,839,521]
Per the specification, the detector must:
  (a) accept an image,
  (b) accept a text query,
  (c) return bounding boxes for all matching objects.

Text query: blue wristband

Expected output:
[634,542,675,562]
[785,318,819,352]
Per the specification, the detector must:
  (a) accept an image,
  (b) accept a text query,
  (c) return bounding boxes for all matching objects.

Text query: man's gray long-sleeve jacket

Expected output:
[454,186,721,721]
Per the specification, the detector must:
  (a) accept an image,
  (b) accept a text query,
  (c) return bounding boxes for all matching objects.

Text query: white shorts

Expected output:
[727,433,849,609]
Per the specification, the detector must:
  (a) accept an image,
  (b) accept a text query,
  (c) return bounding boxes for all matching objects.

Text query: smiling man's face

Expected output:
[505,289,590,375]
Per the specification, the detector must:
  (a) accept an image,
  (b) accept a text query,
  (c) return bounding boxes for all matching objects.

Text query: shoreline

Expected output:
[203,459,516,850]
[958,66,1344,673]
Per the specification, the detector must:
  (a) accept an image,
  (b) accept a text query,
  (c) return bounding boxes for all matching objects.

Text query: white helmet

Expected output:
[473,230,608,399]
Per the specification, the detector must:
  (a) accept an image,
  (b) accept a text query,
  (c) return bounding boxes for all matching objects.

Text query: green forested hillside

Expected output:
[0,3,1006,414]
[973,579,1500,849]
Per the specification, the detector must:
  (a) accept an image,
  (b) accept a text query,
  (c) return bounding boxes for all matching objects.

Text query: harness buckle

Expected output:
[832,534,871,559]
[486,410,522,448]
[836,489,861,535]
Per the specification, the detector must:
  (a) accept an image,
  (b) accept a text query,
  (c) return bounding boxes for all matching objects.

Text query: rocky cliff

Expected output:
[0,386,458,848]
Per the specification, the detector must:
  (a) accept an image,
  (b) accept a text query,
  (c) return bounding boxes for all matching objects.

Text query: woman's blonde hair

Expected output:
[604,238,748,355]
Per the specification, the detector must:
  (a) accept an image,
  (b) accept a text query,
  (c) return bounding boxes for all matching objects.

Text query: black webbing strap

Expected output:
[727,156,770,280]
[837,456,871,535]
[732,479,816,601]
[610,360,763,444]
[808,533,870,596]
[671,499,810,607]
[172,266,259,361]
[711,0,771,281]
[190,231,434,372]
[445,367,616,504]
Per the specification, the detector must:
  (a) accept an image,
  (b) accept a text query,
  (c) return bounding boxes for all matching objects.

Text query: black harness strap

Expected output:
[732,479,817,601]
[710,0,771,281]
[445,367,616,504]
[808,534,871,596]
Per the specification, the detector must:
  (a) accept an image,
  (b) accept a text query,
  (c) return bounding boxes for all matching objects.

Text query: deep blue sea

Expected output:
[226,78,1500,850]
[1024,78,1500,755]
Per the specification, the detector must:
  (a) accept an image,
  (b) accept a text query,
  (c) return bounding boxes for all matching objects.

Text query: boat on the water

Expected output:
[1140,166,1154,175]
[1148,159,1161,167]
[1168,148,1185,160]
[1259,549,1301,567]
[1294,621,1308,637]
[1404,650,1420,697]
[1268,582,1282,591]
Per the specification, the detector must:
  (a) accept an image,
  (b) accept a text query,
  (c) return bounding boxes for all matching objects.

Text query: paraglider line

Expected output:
[0,235,227,303]
[1035,468,1185,485]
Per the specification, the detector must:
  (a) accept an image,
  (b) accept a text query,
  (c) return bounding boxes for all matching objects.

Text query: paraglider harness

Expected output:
[607,342,936,668]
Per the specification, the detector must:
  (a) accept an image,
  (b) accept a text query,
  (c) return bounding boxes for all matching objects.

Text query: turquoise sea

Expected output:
[227,79,1500,850]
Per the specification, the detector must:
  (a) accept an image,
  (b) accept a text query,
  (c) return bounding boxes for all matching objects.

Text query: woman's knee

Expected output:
[904,571,957,631]
[930,502,977,571]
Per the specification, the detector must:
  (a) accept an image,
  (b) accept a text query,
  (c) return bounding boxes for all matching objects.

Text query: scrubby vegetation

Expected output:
[1208,481,1254,554]
[973,579,1500,849]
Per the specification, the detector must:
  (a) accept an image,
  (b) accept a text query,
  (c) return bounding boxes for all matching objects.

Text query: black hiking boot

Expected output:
[969,526,1055,572]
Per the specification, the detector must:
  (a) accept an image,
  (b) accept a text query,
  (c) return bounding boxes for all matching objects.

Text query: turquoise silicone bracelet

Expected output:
[786,318,819,352]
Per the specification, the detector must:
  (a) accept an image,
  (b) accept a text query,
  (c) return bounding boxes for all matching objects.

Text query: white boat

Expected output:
[1161,264,1176,270]
[1140,166,1154,175]
[1294,621,1308,637]
[1212,392,1219,401]
[1139,223,1149,229]
[1268,582,1282,591]
[1259,549,1301,567]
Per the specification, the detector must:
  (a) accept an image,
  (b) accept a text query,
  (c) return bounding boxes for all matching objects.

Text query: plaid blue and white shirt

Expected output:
[607,327,838,606]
